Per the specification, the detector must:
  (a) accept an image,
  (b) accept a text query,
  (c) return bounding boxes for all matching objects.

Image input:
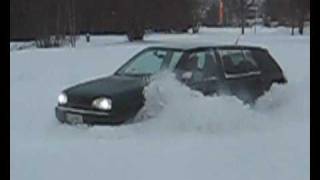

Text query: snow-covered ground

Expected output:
[10,27,309,180]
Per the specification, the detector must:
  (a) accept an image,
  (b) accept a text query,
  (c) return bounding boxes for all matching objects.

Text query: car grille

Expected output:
[57,106,110,116]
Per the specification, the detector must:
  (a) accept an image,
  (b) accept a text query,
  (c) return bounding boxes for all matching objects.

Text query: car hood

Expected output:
[66,75,147,96]
[64,75,148,110]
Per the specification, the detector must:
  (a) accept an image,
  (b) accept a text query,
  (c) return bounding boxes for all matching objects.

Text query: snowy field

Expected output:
[10,27,309,180]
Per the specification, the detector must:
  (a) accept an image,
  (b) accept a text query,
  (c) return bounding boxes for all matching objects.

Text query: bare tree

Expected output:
[223,0,256,34]
[11,0,207,42]
[296,0,309,35]
[263,0,309,35]
[202,2,220,26]
[67,0,77,47]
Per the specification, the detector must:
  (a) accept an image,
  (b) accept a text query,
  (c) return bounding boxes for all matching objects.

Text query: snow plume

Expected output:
[134,71,308,135]
[134,72,274,135]
[254,80,310,124]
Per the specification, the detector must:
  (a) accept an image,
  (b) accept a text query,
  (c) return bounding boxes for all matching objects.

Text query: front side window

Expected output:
[116,48,218,78]
[117,49,169,75]
[218,49,259,75]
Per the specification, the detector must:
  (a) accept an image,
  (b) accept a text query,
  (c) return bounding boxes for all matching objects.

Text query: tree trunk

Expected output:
[298,23,304,35]
[291,24,295,36]
[240,0,245,35]
[290,16,295,36]
[86,33,90,43]
[127,28,144,41]
[241,23,245,35]
[126,17,145,41]
[68,0,76,47]
[298,16,304,35]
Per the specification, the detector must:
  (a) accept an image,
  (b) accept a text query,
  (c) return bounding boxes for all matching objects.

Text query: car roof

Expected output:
[144,41,267,51]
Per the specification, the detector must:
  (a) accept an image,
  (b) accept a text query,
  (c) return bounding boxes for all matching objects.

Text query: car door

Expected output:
[217,48,264,103]
[173,49,221,95]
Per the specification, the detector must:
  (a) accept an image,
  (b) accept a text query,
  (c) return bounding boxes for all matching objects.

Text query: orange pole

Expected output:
[219,0,224,25]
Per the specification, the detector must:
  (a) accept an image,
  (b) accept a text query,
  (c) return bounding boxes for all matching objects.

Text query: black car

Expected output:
[55,43,287,125]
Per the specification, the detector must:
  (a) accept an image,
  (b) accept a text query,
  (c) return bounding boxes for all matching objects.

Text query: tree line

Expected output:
[10,0,203,43]
[263,0,310,35]
[10,0,309,46]
[203,0,309,35]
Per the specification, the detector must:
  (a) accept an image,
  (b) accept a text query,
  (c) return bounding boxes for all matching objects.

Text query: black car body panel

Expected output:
[64,75,146,111]
[55,44,287,125]
[58,75,147,124]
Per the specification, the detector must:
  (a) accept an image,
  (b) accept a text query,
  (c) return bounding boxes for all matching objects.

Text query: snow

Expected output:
[10,27,309,180]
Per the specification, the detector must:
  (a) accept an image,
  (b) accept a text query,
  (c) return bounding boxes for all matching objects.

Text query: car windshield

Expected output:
[115,48,184,76]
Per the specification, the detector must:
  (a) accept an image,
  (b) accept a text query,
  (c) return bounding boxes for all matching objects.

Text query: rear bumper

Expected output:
[55,106,127,125]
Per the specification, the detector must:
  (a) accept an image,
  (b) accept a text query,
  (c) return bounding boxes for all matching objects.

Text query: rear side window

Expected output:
[218,49,259,75]
[175,51,209,71]
[193,52,206,69]
[250,49,282,73]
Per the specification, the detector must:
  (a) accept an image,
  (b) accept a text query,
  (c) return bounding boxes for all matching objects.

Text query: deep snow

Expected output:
[10,27,309,180]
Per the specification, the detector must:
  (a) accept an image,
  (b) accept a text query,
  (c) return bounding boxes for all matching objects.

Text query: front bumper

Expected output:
[55,106,127,125]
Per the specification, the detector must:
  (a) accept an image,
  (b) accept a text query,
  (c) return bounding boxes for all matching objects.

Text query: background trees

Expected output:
[262,0,310,35]
[223,0,257,34]
[10,0,310,45]
[10,0,203,44]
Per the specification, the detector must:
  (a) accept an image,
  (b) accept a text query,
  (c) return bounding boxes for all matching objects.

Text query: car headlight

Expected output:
[58,93,68,105]
[92,97,112,110]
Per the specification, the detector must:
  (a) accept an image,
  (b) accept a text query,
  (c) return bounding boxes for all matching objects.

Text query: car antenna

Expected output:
[234,34,241,45]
